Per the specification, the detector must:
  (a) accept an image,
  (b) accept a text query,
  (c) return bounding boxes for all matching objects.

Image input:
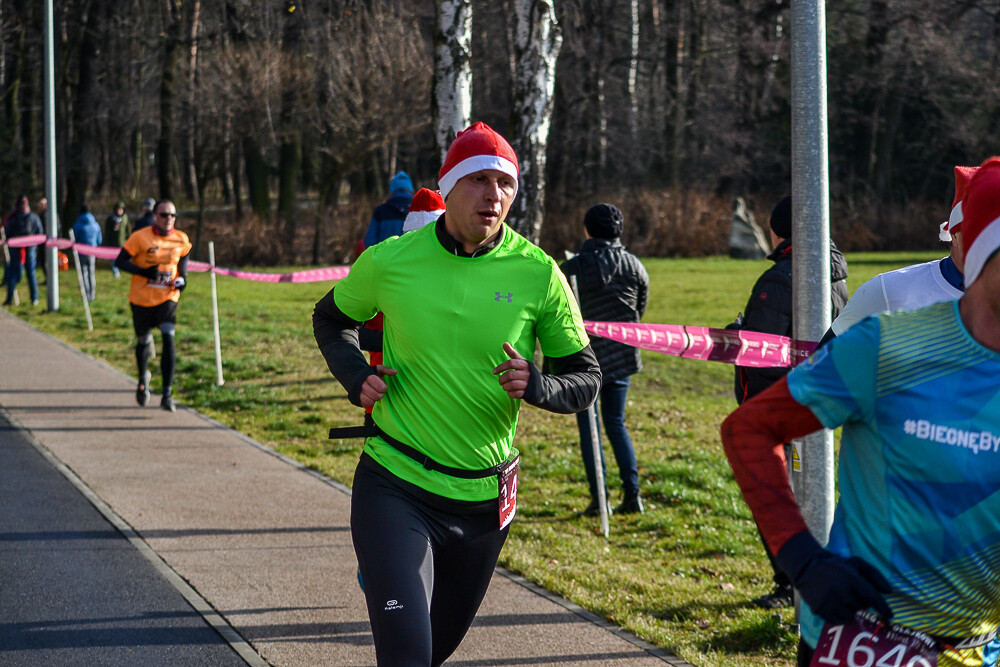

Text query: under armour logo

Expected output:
[495,292,513,303]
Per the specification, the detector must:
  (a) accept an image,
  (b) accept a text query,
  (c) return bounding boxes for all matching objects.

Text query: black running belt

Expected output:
[329,424,507,480]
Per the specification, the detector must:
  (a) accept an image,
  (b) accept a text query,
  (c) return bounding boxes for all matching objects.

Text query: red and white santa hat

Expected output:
[438,122,519,201]
[957,156,1000,287]
[940,165,979,242]
[402,188,446,233]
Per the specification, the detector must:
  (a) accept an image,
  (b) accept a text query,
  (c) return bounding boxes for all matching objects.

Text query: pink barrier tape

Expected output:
[584,321,818,368]
[207,265,350,283]
[73,244,122,260]
[2,236,350,283]
[4,234,48,248]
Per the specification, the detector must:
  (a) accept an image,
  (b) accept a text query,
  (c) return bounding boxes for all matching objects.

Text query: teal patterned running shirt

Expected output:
[787,300,1000,667]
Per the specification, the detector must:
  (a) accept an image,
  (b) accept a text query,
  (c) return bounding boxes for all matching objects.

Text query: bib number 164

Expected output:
[811,613,937,667]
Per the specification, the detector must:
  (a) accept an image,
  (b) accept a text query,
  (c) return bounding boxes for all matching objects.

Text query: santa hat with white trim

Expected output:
[402,188,446,233]
[957,156,1000,287]
[438,122,519,201]
[940,165,978,242]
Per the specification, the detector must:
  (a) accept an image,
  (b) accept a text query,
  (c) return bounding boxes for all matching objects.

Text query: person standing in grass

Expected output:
[114,200,191,413]
[727,194,849,609]
[560,203,649,516]
[314,122,600,666]
[104,201,132,278]
[722,156,1000,667]
[71,204,102,302]
[358,170,414,253]
[3,194,44,307]
[133,198,156,232]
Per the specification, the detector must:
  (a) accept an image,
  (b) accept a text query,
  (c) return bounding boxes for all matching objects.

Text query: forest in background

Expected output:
[1,0,998,264]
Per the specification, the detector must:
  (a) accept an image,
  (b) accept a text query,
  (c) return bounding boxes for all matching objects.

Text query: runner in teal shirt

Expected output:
[721,157,1000,667]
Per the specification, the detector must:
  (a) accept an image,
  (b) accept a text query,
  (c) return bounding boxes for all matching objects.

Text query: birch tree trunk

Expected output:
[433,0,472,165]
[509,0,562,244]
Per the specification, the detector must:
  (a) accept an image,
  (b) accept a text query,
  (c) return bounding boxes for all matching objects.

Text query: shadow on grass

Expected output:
[647,599,795,657]
[699,613,796,653]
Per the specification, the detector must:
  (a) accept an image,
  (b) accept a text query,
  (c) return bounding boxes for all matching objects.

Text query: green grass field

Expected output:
[6,249,942,666]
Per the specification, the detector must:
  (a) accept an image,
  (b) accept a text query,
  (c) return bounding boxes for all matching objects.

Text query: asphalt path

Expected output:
[0,412,244,666]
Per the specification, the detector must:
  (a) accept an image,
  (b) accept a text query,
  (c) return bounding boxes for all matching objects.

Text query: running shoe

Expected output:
[615,492,645,514]
[580,498,613,517]
[136,370,151,407]
[161,394,176,413]
[752,584,794,609]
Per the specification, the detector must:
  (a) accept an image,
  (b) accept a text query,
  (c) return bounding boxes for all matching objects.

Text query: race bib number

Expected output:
[811,612,938,667]
[497,455,519,530]
[147,269,175,290]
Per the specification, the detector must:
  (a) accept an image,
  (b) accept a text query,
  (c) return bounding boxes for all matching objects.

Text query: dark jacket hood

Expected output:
[768,238,849,283]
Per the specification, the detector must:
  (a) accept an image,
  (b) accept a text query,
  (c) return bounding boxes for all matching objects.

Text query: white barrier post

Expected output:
[0,228,20,306]
[68,230,93,331]
[569,275,609,538]
[209,241,224,386]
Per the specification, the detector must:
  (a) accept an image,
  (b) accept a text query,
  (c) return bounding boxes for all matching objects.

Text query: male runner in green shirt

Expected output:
[314,122,601,666]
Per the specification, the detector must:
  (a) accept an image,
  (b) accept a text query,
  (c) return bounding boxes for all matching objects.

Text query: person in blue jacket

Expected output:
[360,171,414,250]
[71,204,102,302]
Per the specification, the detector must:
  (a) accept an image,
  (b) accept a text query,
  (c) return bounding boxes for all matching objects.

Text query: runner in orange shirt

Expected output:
[114,200,192,412]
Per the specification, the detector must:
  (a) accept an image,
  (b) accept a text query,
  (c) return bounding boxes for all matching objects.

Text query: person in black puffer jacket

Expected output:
[561,204,650,515]
[728,194,849,608]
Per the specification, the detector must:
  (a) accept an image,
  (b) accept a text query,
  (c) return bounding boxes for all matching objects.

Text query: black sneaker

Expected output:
[752,584,794,609]
[136,371,151,407]
[580,499,613,517]
[615,493,645,514]
[161,394,176,413]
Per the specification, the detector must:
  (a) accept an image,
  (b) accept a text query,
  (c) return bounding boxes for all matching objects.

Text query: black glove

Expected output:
[775,530,893,625]
[724,312,743,331]
[172,276,186,291]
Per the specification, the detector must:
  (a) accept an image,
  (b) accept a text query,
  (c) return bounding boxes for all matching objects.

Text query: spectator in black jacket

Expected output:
[133,198,156,232]
[561,204,650,515]
[729,195,849,608]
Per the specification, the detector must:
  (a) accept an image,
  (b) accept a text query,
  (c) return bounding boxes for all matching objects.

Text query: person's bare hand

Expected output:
[493,343,531,399]
[360,365,397,408]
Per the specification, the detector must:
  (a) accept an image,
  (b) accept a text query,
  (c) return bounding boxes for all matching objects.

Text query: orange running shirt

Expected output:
[121,227,192,307]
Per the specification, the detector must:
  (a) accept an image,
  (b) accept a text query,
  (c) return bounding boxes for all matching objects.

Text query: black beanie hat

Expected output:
[584,203,624,239]
[770,195,792,240]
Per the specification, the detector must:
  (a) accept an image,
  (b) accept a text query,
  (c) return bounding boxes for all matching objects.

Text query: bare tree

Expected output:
[182,0,201,201]
[309,4,432,261]
[278,0,306,259]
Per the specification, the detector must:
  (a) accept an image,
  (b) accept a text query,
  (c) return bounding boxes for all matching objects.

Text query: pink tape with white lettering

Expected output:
[1,236,349,283]
[584,321,816,368]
